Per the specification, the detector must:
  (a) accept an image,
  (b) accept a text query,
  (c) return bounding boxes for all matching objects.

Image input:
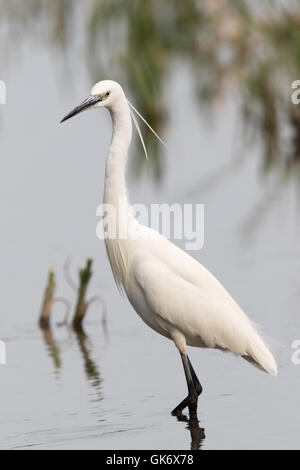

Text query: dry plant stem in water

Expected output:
[39,270,56,329]
[72,258,93,330]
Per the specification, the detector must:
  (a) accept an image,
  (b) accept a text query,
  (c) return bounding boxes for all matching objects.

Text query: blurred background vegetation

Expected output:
[1,0,300,180]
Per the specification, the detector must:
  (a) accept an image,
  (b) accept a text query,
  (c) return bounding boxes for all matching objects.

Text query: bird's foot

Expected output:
[171,390,199,417]
[171,399,188,416]
[171,384,202,416]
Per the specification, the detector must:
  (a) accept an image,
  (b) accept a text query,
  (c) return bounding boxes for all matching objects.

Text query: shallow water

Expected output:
[1,26,300,450]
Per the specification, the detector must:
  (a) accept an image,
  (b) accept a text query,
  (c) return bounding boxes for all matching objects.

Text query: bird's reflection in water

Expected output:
[41,326,62,373]
[174,413,206,450]
[74,326,102,399]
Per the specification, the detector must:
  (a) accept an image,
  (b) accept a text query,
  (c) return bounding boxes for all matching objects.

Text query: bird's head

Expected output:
[60,79,167,159]
[60,80,124,123]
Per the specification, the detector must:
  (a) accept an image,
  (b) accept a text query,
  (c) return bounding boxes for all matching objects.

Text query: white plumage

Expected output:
[61,79,277,417]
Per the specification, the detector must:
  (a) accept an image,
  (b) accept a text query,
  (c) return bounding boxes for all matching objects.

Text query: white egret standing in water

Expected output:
[61,80,277,419]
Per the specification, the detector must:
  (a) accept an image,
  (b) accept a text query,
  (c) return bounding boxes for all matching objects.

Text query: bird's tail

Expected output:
[242,329,277,376]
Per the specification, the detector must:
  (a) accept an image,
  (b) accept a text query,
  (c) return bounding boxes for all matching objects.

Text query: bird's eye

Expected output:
[105,91,110,98]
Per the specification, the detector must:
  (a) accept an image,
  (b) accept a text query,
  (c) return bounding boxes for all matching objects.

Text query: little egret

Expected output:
[61,80,277,419]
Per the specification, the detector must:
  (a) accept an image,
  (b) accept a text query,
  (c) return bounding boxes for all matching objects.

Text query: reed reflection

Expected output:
[74,325,102,396]
[41,326,62,373]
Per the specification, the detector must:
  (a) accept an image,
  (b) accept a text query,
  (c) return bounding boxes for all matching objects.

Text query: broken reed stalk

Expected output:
[72,258,93,330]
[39,269,56,329]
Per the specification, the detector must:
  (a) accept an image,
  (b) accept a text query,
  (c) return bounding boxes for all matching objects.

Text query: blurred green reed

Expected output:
[1,0,300,180]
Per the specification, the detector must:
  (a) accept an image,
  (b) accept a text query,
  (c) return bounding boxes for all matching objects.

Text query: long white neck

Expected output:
[104,98,132,207]
[103,97,133,293]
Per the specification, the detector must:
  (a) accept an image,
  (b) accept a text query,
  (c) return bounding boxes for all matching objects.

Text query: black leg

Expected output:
[188,357,202,395]
[172,355,202,416]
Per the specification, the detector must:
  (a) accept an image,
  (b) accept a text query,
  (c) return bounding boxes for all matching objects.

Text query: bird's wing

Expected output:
[132,249,251,352]
[132,248,277,375]
[134,225,241,311]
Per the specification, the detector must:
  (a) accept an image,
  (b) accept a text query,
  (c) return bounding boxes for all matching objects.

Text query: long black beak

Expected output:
[60,95,102,123]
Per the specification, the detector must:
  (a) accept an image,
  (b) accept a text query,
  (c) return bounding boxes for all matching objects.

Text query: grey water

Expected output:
[1,14,300,451]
